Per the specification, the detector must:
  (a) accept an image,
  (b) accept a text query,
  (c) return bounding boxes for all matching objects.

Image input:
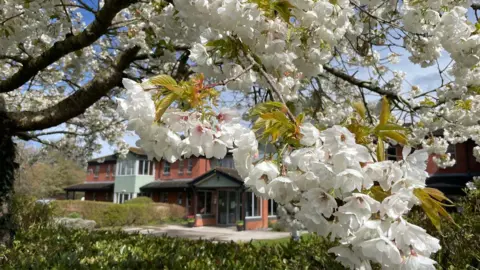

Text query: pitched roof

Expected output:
[190,167,243,185]
[140,179,193,190]
[140,167,244,190]
[64,182,114,191]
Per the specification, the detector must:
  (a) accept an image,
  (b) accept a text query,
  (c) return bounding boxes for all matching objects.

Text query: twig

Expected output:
[245,54,296,122]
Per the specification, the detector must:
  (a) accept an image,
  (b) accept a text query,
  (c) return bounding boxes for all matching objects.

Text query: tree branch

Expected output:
[8,46,140,132]
[323,65,398,99]
[0,0,139,93]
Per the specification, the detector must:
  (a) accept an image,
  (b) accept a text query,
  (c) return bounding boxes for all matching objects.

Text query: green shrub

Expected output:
[53,200,186,227]
[124,197,154,204]
[0,226,344,269]
[408,182,480,269]
[11,195,54,231]
[67,212,82,219]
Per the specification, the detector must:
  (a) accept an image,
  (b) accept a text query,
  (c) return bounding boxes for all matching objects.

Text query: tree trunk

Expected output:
[0,105,18,247]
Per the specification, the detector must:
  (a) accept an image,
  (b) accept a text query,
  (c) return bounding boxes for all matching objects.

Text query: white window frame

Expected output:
[187,159,193,174]
[268,199,277,217]
[138,160,154,176]
[94,165,100,178]
[163,161,170,175]
[116,160,135,176]
[178,160,184,175]
[106,165,111,179]
[246,192,262,218]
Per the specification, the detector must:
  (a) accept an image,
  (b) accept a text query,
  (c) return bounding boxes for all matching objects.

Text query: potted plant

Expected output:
[236,220,244,231]
[186,216,195,227]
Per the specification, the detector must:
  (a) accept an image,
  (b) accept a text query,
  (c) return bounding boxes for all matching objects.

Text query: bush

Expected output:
[11,195,55,231]
[124,197,154,204]
[0,226,344,269]
[408,182,480,269]
[53,200,186,227]
[67,212,82,219]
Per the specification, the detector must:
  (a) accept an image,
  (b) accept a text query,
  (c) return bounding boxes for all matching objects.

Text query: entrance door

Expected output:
[217,190,238,225]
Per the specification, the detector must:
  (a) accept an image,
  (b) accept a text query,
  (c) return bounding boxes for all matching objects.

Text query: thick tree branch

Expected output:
[323,65,398,99]
[8,46,140,132]
[0,0,139,93]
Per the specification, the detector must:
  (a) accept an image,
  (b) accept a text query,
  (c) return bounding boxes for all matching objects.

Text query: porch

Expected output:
[140,168,277,230]
[64,182,114,201]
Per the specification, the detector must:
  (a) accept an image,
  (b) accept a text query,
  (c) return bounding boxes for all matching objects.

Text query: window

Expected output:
[187,159,193,174]
[160,192,168,203]
[212,157,234,169]
[163,161,170,175]
[178,160,185,175]
[92,192,96,201]
[117,193,132,204]
[447,144,456,159]
[117,160,135,176]
[111,164,115,177]
[177,192,183,205]
[246,192,261,217]
[197,191,212,214]
[138,160,154,175]
[106,165,111,178]
[94,165,100,178]
[268,199,278,216]
[386,146,397,161]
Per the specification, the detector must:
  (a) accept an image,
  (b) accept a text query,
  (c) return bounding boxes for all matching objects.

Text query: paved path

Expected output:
[122,225,291,242]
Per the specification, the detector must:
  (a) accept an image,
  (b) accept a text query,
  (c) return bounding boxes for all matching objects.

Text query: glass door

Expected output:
[217,190,238,225]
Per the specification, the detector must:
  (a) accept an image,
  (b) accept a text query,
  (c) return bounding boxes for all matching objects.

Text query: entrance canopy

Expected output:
[64,182,114,192]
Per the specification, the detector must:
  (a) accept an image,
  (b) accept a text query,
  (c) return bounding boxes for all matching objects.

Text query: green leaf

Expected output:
[374,123,407,132]
[379,96,390,126]
[376,138,385,161]
[352,101,366,120]
[377,130,408,145]
[272,0,295,23]
[149,75,178,87]
[155,93,177,122]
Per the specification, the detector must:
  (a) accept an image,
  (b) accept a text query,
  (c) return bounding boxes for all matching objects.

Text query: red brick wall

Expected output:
[194,216,216,226]
[156,157,211,180]
[86,162,116,182]
[84,191,112,202]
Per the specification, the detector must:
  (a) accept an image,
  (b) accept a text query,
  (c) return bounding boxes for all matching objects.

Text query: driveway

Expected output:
[122,225,291,242]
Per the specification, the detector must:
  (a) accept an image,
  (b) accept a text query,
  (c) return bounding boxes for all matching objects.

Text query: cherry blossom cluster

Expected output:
[117,79,257,163]
[118,77,441,269]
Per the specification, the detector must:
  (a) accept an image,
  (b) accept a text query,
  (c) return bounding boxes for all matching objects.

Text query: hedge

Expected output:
[0,226,344,270]
[53,200,186,227]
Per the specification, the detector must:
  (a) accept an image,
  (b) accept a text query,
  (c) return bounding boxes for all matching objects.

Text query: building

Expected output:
[64,148,278,230]
[387,139,480,197]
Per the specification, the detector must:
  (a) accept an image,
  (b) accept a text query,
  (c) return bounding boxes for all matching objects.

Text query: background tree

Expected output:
[14,144,85,198]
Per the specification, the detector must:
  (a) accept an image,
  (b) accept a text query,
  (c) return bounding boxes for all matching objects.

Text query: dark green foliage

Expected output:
[0,226,344,270]
[408,183,480,270]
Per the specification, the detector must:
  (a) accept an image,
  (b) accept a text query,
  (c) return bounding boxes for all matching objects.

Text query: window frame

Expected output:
[178,160,184,175]
[138,160,154,176]
[187,159,193,174]
[447,144,456,160]
[177,192,183,205]
[116,160,135,176]
[163,161,171,175]
[268,199,278,217]
[246,192,262,218]
[106,164,111,179]
[160,192,169,203]
[385,146,397,161]
[94,165,100,178]
[196,191,212,215]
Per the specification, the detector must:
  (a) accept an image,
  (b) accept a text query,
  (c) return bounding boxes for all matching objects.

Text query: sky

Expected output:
[27,2,475,158]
